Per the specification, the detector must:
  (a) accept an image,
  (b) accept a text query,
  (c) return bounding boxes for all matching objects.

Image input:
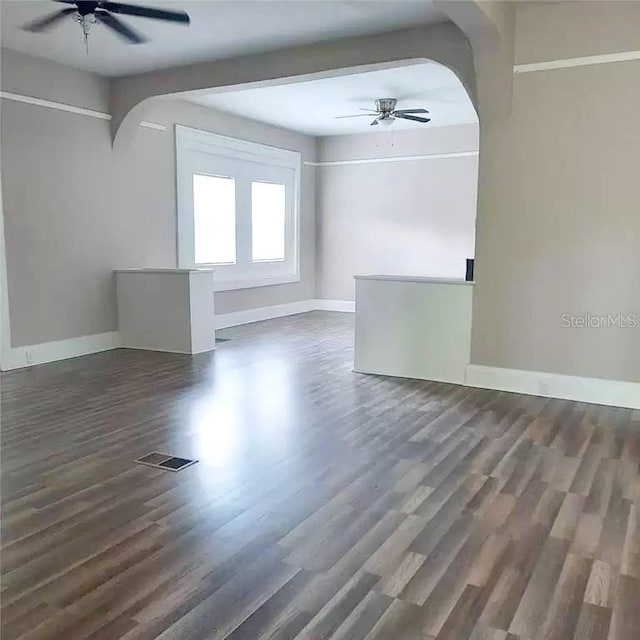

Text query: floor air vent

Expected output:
[135,452,197,472]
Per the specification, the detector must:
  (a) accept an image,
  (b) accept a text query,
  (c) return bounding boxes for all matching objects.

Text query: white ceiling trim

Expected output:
[0,91,166,131]
[304,150,478,167]
[0,90,111,120]
[514,50,640,74]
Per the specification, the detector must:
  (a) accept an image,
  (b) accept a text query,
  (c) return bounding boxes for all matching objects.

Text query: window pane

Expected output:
[193,174,236,264]
[251,181,286,262]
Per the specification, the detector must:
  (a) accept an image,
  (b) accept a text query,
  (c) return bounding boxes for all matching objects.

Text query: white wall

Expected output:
[316,124,479,301]
[0,50,317,348]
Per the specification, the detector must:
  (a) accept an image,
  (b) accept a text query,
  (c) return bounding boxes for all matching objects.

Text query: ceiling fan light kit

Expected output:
[336,97,431,127]
[22,1,190,50]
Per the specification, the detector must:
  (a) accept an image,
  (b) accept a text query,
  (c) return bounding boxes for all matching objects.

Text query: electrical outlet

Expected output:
[25,351,34,365]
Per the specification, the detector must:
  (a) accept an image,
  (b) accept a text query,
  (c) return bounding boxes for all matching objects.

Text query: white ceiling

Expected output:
[189,62,478,136]
[0,1,447,77]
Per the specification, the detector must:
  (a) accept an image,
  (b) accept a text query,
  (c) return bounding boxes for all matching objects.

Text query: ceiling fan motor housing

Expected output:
[375,98,397,114]
[76,2,100,15]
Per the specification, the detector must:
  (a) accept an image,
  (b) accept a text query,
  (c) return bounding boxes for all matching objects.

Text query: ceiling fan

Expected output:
[22,1,190,48]
[336,98,431,126]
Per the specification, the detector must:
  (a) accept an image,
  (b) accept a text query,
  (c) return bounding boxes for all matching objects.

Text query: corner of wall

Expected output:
[0,145,12,371]
[312,136,324,301]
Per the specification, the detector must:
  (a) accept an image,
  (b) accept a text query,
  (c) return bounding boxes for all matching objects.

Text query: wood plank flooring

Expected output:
[1,311,639,640]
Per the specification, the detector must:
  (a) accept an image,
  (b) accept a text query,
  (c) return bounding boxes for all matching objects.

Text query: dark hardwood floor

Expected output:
[1,311,638,640]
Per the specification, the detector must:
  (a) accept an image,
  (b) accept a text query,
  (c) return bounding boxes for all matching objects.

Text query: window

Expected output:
[193,174,236,265]
[176,126,301,291]
[251,181,285,262]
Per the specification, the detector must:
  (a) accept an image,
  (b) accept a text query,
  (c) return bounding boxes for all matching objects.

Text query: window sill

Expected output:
[213,274,300,292]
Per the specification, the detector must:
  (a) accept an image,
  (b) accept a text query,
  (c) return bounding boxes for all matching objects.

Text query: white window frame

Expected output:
[175,125,301,291]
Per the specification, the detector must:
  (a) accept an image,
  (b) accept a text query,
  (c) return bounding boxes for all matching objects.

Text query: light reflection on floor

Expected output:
[188,347,297,480]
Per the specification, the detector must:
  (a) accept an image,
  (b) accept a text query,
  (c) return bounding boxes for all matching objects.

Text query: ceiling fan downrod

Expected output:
[76,12,96,53]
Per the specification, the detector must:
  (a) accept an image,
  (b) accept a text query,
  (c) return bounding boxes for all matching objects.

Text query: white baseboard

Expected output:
[214,299,355,329]
[2,331,121,371]
[214,300,317,329]
[119,343,199,355]
[314,299,356,313]
[466,364,640,410]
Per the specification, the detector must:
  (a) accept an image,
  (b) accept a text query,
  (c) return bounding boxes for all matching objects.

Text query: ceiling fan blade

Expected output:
[334,114,376,119]
[370,118,379,126]
[395,113,431,123]
[22,8,76,32]
[96,10,146,43]
[394,108,429,115]
[100,2,190,23]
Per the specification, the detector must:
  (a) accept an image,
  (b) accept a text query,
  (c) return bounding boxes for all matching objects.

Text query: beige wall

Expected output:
[514,0,640,64]
[471,1,640,383]
[0,51,316,347]
[317,125,479,300]
[0,48,109,110]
